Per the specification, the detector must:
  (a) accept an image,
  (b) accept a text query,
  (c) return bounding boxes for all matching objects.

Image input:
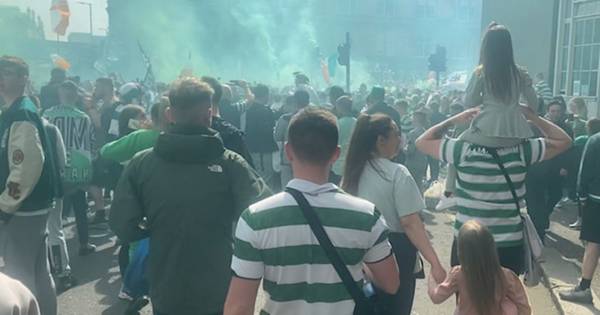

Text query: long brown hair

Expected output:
[480,22,519,103]
[458,220,508,315]
[341,114,395,195]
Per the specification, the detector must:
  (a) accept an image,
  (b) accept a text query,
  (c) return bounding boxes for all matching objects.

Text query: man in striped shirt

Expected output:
[535,73,553,107]
[416,106,571,274]
[224,108,399,315]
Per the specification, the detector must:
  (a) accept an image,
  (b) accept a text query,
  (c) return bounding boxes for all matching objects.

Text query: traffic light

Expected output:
[428,45,447,73]
[337,43,350,66]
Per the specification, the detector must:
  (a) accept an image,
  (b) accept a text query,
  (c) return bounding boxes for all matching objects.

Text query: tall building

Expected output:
[482,0,600,117]
[554,0,600,104]
[481,0,560,86]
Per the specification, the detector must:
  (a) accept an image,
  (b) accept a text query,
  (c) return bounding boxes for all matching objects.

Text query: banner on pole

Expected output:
[50,0,70,36]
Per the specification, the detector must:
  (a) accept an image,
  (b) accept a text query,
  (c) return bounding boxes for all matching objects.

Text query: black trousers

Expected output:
[63,189,89,246]
[118,243,130,278]
[428,156,440,182]
[450,238,524,275]
[525,173,563,239]
[376,233,418,315]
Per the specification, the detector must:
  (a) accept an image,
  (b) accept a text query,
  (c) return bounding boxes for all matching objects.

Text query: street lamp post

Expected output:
[77,1,93,37]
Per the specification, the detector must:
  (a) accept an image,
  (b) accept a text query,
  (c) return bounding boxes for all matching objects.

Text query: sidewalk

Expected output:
[541,203,600,315]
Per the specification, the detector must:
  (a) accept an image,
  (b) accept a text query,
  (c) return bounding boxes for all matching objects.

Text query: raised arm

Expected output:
[520,106,572,160]
[519,69,538,112]
[416,108,480,159]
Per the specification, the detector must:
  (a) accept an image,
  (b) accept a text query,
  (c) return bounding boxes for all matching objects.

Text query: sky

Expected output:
[1,0,108,38]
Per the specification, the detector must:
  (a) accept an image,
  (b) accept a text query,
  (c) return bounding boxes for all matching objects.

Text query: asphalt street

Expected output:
[56,209,560,315]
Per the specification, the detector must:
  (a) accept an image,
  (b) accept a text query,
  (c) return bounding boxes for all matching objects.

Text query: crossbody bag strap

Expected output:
[486,148,521,215]
[285,187,371,310]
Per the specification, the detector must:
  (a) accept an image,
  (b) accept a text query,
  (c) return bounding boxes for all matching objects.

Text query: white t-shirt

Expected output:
[357,158,426,233]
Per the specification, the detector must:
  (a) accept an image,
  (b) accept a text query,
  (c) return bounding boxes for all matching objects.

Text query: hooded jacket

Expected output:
[109,124,269,315]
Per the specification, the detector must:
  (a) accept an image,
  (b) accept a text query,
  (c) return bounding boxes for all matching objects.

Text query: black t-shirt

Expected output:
[244,103,278,153]
[40,82,61,110]
[220,100,242,129]
[212,116,254,167]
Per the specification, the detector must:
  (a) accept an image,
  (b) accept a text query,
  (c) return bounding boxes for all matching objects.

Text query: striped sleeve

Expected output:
[523,138,546,166]
[231,209,264,279]
[363,211,392,264]
[439,137,459,165]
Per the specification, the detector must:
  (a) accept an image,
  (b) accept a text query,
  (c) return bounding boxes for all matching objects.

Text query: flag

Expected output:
[50,0,70,36]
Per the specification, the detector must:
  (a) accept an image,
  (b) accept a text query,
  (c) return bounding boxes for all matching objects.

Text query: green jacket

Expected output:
[109,125,270,314]
[578,133,600,202]
[100,129,160,163]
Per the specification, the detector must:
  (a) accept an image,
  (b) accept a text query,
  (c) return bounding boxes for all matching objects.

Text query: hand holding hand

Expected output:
[431,264,447,284]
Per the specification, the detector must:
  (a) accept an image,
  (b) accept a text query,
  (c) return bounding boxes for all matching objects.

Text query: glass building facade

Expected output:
[555,0,600,98]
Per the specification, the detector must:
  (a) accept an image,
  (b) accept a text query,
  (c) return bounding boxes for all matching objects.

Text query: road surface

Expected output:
[57,210,559,315]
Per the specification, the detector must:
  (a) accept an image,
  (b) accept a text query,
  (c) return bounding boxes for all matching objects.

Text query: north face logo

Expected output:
[208,165,223,173]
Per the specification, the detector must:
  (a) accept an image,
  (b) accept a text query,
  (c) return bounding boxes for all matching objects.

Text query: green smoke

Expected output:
[108,0,329,85]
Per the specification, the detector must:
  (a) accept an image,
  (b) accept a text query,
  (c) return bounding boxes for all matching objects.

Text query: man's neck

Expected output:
[102,95,115,104]
[291,163,330,185]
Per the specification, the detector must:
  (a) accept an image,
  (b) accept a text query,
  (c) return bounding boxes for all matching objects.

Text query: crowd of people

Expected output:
[0,22,598,315]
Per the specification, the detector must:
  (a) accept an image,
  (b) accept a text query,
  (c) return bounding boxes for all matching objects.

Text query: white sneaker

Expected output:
[435,194,457,211]
[557,198,576,208]
[118,288,134,301]
[569,217,582,230]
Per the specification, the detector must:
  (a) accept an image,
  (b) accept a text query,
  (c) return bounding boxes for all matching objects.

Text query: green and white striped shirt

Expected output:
[440,138,546,247]
[231,179,392,315]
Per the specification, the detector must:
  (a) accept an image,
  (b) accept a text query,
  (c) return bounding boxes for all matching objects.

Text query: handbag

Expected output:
[487,148,544,286]
[285,187,382,315]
